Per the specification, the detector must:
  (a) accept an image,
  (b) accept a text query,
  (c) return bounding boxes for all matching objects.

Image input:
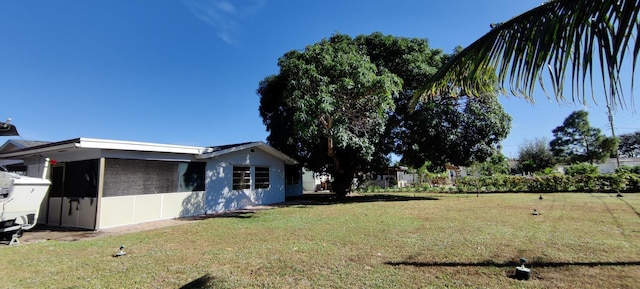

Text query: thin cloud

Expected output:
[215,1,236,14]
[189,0,265,45]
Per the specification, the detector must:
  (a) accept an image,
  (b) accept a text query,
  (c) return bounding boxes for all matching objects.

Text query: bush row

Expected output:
[452,172,639,193]
[358,173,640,193]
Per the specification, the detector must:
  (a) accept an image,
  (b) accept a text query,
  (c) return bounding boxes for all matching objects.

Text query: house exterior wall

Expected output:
[47,197,97,229]
[98,191,206,229]
[204,148,286,213]
[596,157,640,174]
[285,182,303,197]
[97,158,205,229]
[0,139,299,230]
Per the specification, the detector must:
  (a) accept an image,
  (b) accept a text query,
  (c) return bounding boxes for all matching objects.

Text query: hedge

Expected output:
[452,172,640,193]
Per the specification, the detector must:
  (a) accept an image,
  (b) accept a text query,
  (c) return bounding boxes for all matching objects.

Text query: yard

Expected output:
[1,193,639,288]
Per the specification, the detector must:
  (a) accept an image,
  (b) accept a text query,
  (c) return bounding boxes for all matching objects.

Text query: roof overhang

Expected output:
[197,142,299,165]
[0,138,206,159]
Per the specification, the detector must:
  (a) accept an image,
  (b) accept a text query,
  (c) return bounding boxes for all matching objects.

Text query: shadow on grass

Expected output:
[173,193,436,222]
[617,197,640,219]
[281,192,438,207]
[385,260,640,268]
[180,274,225,289]
[180,210,256,221]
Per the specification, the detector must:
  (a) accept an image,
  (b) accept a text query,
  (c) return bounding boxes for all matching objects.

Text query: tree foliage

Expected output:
[397,95,511,170]
[565,162,599,176]
[618,131,640,157]
[413,0,640,110]
[258,34,404,196]
[549,110,618,164]
[353,33,447,174]
[259,33,512,196]
[517,138,555,173]
[467,150,510,176]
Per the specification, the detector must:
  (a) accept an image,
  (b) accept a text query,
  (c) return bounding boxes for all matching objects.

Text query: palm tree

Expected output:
[413,0,639,110]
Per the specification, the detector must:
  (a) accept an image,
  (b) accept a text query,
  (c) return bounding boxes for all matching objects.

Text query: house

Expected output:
[301,168,331,192]
[596,157,640,174]
[0,138,302,230]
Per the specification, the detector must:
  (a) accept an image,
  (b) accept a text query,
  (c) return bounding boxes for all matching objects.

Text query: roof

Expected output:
[198,141,298,165]
[0,139,51,154]
[0,138,206,158]
[0,138,298,165]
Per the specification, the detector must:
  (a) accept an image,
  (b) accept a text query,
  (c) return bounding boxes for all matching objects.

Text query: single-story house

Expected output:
[596,157,640,174]
[0,138,302,230]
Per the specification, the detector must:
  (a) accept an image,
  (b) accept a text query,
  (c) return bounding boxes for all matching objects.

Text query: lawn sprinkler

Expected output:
[514,257,531,280]
[113,245,126,257]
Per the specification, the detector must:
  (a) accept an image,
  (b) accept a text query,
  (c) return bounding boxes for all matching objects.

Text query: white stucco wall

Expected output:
[204,148,286,214]
[98,191,206,229]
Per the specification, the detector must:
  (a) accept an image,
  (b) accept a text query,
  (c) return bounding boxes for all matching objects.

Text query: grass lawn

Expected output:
[1,193,639,288]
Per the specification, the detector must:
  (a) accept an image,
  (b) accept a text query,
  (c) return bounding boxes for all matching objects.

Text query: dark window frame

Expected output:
[232,166,251,190]
[254,166,270,189]
[285,165,300,185]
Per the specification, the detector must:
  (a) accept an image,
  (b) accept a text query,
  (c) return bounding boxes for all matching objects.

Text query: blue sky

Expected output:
[0,0,637,160]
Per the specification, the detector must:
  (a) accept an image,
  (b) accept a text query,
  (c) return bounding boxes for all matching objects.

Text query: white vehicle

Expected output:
[0,119,51,245]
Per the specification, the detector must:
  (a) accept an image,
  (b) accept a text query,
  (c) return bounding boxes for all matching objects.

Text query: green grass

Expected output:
[1,193,639,288]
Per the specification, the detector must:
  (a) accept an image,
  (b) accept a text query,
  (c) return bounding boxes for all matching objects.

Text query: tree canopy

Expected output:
[618,131,640,157]
[397,95,511,170]
[258,33,512,196]
[517,138,555,173]
[258,34,404,196]
[549,110,618,164]
[413,0,639,110]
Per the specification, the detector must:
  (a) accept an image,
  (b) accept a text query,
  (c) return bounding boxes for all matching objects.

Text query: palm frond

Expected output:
[413,0,640,110]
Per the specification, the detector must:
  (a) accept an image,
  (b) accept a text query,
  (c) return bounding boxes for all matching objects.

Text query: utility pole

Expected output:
[606,105,620,167]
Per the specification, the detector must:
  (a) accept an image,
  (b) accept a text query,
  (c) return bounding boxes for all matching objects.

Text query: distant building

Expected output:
[596,157,640,174]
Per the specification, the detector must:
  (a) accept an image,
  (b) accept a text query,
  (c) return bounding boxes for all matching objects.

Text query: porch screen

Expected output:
[103,159,179,197]
[63,159,99,198]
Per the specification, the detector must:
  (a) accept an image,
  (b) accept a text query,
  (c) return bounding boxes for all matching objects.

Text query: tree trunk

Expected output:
[326,137,352,198]
[321,116,353,198]
[331,167,355,198]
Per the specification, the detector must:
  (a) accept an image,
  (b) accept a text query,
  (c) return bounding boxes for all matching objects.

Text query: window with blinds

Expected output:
[254,167,270,189]
[232,166,251,190]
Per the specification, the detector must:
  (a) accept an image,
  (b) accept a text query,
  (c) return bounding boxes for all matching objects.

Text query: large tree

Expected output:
[413,0,639,110]
[259,33,511,195]
[549,110,618,164]
[352,33,447,174]
[517,138,555,173]
[397,95,511,170]
[258,34,403,196]
[618,131,640,157]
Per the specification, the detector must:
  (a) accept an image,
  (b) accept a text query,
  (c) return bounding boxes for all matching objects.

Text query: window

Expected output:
[179,162,206,191]
[232,166,251,190]
[254,167,270,189]
[285,165,300,185]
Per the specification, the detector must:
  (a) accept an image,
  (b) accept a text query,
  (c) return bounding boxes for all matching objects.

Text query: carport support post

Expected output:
[93,157,106,231]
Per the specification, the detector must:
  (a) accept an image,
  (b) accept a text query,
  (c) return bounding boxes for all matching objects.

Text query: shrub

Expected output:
[616,165,640,174]
[364,171,639,194]
[565,163,599,176]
